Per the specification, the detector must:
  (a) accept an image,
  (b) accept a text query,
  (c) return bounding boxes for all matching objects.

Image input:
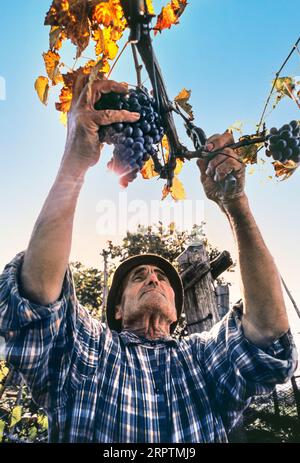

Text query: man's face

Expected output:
[115,264,177,329]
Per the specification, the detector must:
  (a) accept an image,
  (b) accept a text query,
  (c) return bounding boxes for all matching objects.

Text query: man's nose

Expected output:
[146,272,159,285]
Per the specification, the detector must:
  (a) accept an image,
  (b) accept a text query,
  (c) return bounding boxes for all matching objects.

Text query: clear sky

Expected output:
[0,1,299,346]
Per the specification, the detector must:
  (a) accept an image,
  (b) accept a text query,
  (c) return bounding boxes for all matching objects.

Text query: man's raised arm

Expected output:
[20,77,140,305]
[197,131,290,349]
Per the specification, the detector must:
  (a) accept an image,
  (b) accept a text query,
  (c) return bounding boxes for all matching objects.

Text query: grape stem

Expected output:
[257,35,300,131]
[131,43,143,87]
[182,134,268,161]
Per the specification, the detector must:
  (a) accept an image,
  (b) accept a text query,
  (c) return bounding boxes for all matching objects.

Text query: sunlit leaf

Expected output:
[28,426,38,440]
[56,85,72,113]
[273,160,299,180]
[93,27,119,59]
[9,405,22,429]
[34,76,50,105]
[238,135,264,165]
[162,135,184,174]
[145,0,155,15]
[49,25,66,50]
[227,120,243,135]
[59,111,68,126]
[155,0,188,34]
[43,50,63,85]
[162,176,186,201]
[174,88,194,119]
[141,158,159,179]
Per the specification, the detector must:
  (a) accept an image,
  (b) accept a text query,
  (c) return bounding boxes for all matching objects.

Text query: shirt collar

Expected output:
[119,330,178,348]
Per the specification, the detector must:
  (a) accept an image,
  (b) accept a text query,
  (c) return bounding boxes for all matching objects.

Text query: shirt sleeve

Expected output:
[188,301,298,433]
[0,252,106,410]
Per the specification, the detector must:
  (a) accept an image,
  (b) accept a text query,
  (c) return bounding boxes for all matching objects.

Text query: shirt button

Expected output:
[154,386,161,394]
[150,341,156,346]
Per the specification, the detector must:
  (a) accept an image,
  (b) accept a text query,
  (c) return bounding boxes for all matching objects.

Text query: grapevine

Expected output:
[36,1,300,199]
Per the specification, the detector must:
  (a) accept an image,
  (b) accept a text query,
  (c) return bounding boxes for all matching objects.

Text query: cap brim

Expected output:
[106,254,184,333]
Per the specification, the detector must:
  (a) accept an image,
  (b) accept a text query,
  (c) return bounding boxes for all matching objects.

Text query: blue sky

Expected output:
[0,1,300,340]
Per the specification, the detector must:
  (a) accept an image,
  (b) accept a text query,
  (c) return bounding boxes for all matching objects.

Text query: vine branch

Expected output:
[257,36,300,131]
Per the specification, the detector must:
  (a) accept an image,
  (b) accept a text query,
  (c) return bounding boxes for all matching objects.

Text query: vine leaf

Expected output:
[93,27,119,59]
[145,0,155,15]
[154,0,188,34]
[9,405,22,429]
[174,88,194,119]
[238,135,264,165]
[34,76,50,105]
[43,50,63,85]
[162,176,186,201]
[49,25,66,50]
[273,160,299,180]
[272,76,300,109]
[227,120,243,136]
[0,420,5,443]
[141,158,159,179]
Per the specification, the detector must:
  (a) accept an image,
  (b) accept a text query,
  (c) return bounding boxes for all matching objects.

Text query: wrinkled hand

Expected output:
[197,131,246,209]
[62,75,140,174]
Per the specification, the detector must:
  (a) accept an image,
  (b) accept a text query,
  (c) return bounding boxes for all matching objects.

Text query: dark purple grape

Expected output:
[141,121,151,134]
[277,139,287,150]
[132,127,143,138]
[124,126,133,137]
[124,148,134,158]
[133,142,144,152]
[153,134,162,144]
[114,123,124,133]
[290,120,298,130]
[135,137,144,144]
[283,147,293,159]
[281,124,292,131]
[269,127,278,135]
[281,130,292,140]
[144,135,153,144]
[124,137,134,147]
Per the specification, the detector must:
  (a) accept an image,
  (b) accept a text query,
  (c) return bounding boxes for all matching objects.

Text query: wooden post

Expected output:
[177,243,221,334]
[215,284,230,318]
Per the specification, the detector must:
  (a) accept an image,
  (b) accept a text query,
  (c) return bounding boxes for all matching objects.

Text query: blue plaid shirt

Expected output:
[0,252,297,443]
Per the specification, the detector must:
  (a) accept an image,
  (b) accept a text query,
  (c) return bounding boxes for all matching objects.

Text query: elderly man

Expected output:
[0,78,297,443]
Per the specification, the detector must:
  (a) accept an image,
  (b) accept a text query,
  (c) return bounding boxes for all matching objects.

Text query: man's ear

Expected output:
[115,304,123,320]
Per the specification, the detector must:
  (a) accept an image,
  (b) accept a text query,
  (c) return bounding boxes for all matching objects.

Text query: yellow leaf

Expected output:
[273,160,299,180]
[49,26,66,50]
[162,176,186,201]
[43,50,63,85]
[174,88,194,119]
[170,176,186,200]
[227,120,243,135]
[9,405,22,429]
[93,28,119,60]
[141,158,159,179]
[59,111,67,126]
[0,420,5,443]
[55,86,72,113]
[154,0,188,34]
[145,0,155,15]
[34,76,49,105]
[161,135,184,174]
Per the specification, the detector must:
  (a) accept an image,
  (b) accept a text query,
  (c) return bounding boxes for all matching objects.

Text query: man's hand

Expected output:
[197,131,246,210]
[61,76,140,176]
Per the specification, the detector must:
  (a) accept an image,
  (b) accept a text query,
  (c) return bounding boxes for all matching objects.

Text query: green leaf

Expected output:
[0,420,5,442]
[28,425,38,440]
[9,405,22,429]
[37,414,48,431]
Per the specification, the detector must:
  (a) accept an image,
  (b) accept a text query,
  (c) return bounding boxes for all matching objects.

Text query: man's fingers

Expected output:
[205,130,234,152]
[93,109,140,125]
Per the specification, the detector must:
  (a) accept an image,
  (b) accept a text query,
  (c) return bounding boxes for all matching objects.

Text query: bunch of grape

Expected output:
[267,120,300,163]
[95,88,164,187]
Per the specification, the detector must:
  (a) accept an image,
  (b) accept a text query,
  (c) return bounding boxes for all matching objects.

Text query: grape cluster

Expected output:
[267,120,300,163]
[96,88,164,187]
